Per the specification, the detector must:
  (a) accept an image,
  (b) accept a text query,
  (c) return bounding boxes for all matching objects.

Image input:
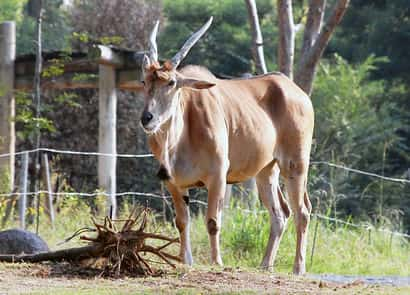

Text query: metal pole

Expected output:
[34,1,43,235]
[310,215,320,269]
[43,153,55,228]
[19,152,29,229]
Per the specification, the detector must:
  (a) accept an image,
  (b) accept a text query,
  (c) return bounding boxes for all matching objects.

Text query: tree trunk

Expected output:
[244,0,267,74]
[277,0,295,78]
[295,0,350,95]
[300,0,326,56]
[243,0,267,209]
[0,21,16,191]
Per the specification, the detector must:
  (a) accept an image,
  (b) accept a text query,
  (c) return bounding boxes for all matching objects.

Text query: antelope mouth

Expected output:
[140,121,161,135]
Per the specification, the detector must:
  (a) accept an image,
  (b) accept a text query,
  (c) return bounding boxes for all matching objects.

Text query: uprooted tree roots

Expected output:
[0,208,181,276]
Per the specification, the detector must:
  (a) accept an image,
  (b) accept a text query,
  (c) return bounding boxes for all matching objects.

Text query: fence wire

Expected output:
[0,147,409,238]
[1,188,409,239]
[311,161,410,184]
[0,147,409,183]
[0,147,153,158]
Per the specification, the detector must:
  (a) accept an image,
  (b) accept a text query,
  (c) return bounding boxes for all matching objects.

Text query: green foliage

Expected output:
[0,170,11,194]
[311,54,408,228]
[14,88,81,140]
[313,54,393,165]
[162,0,277,75]
[330,0,410,84]
[71,31,123,46]
[42,58,65,78]
[14,91,56,140]
[16,0,71,55]
[0,0,27,23]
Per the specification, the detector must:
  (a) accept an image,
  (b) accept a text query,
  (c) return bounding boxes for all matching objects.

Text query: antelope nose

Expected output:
[141,110,153,126]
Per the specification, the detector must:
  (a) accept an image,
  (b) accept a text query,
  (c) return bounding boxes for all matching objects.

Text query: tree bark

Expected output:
[243,0,266,207]
[295,0,350,95]
[300,0,326,57]
[277,0,295,78]
[244,0,267,74]
[0,245,103,263]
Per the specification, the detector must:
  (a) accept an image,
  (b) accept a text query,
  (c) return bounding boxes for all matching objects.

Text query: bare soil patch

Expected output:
[0,262,406,294]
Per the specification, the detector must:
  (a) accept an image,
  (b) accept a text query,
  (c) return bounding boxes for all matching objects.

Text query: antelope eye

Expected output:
[168,79,176,87]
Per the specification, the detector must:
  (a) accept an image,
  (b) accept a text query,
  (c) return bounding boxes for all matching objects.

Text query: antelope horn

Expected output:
[148,20,160,63]
[171,17,213,68]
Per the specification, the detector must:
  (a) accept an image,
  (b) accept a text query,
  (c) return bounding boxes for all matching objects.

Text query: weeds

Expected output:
[1,201,408,276]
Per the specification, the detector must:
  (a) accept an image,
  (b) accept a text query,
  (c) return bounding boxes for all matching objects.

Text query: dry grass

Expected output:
[1,262,408,294]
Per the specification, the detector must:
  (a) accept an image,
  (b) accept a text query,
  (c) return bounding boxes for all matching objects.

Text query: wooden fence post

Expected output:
[19,152,29,229]
[0,21,16,190]
[98,64,117,218]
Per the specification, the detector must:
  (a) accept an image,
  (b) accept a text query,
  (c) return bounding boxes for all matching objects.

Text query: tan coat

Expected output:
[143,65,314,274]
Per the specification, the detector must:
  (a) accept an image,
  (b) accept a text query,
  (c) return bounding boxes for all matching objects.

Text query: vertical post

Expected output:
[98,64,117,218]
[33,0,43,235]
[310,215,320,269]
[19,152,29,229]
[43,153,55,228]
[0,21,16,191]
[224,184,232,209]
[368,227,372,245]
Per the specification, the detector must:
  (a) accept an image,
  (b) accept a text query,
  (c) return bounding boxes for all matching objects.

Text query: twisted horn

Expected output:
[171,17,213,68]
[148,20,160,63]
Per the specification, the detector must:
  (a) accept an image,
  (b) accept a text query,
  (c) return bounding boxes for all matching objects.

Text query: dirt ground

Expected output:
[0,262,408,294]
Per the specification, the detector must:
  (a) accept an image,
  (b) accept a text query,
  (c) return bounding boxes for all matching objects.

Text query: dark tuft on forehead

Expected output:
[145,60,174,82]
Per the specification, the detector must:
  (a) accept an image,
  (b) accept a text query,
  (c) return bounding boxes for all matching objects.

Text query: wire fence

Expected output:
[0,147,153,159]
[1,147,409,183]
[310,161,410,184]
[2,188,409,238]
[0,147,409,239]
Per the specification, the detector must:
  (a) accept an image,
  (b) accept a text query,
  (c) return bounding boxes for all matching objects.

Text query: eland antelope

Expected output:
[138,17,314,275]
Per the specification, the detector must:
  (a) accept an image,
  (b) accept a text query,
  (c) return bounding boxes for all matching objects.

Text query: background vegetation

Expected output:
[0,0,409,274]
[1,203,408,276]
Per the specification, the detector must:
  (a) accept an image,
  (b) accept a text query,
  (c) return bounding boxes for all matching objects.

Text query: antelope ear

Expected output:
[178,78,216,89]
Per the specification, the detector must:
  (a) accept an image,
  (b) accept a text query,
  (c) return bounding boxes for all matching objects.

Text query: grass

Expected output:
[188,204,410,276]
[1,199,409,276]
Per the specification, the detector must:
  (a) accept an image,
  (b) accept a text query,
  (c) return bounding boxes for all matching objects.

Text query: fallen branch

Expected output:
[0,208,180,276]
[0,245,103,263]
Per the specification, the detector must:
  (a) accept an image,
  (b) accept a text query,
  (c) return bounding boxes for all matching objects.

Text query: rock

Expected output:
[0,229,49,254]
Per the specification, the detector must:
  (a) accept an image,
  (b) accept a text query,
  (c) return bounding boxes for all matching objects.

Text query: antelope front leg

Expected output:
[167,183,193,265]
[206,176,226,265]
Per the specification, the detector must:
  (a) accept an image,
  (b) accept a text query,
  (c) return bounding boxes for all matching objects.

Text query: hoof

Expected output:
[181,252,193,266]
[260,263,274,272]
[211,256,223,266]
[293,266,306,275]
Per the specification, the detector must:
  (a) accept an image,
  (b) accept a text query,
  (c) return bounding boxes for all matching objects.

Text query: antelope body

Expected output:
[138,18,314,274]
